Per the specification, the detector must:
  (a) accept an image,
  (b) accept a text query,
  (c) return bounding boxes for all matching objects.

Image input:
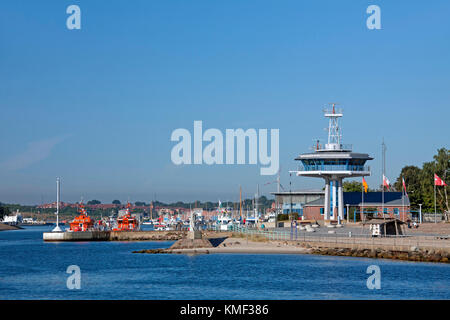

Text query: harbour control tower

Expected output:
[293,105,373,222]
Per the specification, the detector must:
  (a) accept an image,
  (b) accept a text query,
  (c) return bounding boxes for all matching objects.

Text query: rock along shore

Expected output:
[133,235,450,263]
[309,246,450,263]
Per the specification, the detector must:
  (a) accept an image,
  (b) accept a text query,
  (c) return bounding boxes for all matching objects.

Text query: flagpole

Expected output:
[382,139,387,237]
[361,179,364,223]
[434,174,437,224]
[382,139,385,219]
[402,176,404,221]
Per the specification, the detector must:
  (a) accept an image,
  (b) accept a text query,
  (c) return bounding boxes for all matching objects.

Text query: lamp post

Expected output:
[419,204,422,224]
[289,173,293,222]
[346,204,350,223]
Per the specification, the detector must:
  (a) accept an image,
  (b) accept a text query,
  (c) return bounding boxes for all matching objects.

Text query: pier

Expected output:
[43,230,186,241]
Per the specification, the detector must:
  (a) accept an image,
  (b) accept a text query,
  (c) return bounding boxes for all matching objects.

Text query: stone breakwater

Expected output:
[309,246,450,263]
[109,231,184,241]
[134,248,174,254]
[133,245,450,263]
[133,237,214,254]
[133,248,212,254]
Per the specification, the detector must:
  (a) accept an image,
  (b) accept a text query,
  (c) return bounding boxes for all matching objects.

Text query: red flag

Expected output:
[402,177,408,197]
[434,174,447,186]
[383,175,390,190]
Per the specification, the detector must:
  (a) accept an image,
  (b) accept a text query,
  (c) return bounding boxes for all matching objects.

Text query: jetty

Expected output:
[43,230,185,241]
[0,223,22,231]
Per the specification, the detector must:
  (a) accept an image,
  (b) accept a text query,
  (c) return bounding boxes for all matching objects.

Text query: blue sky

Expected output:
[1,0,449,205]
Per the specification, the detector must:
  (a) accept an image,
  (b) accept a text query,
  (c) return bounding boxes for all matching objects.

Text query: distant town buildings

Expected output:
[35,201,218,220]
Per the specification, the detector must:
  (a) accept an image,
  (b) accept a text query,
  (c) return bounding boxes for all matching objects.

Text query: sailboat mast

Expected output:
[56,177,60,215]
[239,186,242,219]
[277,169,280,193]
[256,184,259,218]
[56,177,60,226]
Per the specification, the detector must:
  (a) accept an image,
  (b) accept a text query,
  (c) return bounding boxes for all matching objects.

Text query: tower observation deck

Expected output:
[292,104,373,222]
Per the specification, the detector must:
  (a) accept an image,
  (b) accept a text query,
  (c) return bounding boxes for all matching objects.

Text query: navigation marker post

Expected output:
[52,177,63,232]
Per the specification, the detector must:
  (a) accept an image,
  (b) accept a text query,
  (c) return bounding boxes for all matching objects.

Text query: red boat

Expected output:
[113,202,139,231]
[69,202,94,232]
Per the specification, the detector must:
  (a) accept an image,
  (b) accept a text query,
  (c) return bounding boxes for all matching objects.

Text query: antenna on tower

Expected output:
[322,103,347,151]
[330,102,338,114]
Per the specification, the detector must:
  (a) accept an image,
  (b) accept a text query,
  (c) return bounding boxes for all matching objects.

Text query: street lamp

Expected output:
[419,204,422,224]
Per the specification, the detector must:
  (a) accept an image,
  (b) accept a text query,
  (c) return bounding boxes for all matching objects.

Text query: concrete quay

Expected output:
[43,230,186,241]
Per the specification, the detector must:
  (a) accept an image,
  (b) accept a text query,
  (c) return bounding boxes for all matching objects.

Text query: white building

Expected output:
[2,210,23,225]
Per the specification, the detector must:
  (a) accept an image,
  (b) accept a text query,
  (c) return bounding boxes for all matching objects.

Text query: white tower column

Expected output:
[331,180,337,219]
[324,178,330,220]
[338,178,344,221]
[52,177,63,232]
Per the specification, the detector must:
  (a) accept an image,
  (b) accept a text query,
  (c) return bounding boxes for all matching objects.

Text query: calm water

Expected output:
[0,226,449,300]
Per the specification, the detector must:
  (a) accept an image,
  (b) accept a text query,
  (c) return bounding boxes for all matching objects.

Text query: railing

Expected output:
[315,143,353,151]
[226,225,450,249]
[300,165,370,172]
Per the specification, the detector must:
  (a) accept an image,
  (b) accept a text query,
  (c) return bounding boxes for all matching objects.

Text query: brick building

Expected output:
[303,192,410,222]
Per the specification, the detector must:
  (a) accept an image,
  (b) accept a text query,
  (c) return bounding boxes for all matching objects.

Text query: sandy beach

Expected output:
[169,237,311,255]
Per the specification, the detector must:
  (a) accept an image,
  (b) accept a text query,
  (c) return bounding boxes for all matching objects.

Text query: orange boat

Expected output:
[113,202,139,231]
[69,202,94,232]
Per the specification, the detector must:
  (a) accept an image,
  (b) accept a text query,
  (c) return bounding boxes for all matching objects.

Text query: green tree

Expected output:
[420,148,449,217]
[394,165,422,208]
[112,200,121,205]
[135,201,147,206]
[433,148,449,216]
[343,181,369,192]
[420,161,436,211]
[204,202,214,209]
[0,206,11,220]
[395,148,449,220]
[87,200,101,205]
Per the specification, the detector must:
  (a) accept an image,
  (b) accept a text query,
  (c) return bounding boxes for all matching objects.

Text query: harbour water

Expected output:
[0,226,449,300]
